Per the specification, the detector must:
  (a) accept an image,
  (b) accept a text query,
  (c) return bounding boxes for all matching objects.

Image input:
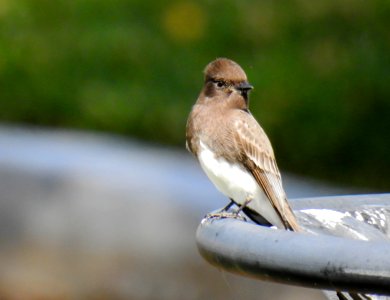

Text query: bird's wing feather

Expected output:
[233,112,300,231]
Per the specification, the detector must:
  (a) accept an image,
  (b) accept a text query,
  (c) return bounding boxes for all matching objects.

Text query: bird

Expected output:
[186,57,300,231]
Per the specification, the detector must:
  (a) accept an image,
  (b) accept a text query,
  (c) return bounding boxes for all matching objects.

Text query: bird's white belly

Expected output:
[198,143,257,204]
[198,141,284,228]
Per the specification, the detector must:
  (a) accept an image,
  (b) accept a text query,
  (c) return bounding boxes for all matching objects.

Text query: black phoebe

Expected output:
[186,58,300,231]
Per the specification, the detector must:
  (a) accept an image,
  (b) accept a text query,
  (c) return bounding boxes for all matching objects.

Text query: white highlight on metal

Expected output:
[354,212,365,222]
[302,209,346,228]
[302,209,373,241]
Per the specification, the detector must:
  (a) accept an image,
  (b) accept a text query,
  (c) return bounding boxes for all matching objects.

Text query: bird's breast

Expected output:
[198,141,258,204]
[197,140,286,228]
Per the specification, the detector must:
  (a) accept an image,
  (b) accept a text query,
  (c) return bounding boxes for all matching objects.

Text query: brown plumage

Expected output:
[186,58,300,231]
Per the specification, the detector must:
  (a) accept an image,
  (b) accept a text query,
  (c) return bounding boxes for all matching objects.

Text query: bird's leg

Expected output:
[235,196,253,214]
[221,199,235,212]
[206,199,245,221]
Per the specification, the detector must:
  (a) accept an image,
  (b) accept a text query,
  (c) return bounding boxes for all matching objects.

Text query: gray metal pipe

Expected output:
[196,202,390,295]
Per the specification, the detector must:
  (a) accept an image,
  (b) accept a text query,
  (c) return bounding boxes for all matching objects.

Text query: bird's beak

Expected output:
[236,81,253,92]
[235,81,253,97]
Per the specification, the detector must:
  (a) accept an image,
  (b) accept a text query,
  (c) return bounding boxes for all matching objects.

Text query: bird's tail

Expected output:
[242,204,301,232]
[281,202,302,232]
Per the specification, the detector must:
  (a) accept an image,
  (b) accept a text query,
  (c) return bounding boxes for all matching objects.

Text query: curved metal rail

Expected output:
[196,194,390,296]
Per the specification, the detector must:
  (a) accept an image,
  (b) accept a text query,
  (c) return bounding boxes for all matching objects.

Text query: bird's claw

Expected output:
[205,211,246,222]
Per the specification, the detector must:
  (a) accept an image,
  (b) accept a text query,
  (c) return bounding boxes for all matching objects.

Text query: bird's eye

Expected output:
[216,81,225,88]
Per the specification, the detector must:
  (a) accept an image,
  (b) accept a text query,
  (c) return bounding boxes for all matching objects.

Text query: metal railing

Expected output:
[196,194,390,297]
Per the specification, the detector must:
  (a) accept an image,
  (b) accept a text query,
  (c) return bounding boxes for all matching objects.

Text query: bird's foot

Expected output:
[206,211,246,222]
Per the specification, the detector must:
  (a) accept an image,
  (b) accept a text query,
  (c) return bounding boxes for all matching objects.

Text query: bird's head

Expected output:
[201,58,253,107]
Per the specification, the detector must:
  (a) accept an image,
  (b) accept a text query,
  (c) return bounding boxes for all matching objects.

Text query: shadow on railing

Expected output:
[196,194,390,299]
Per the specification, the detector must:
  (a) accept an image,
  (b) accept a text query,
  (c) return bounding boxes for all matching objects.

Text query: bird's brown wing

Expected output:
[233,111,300,231]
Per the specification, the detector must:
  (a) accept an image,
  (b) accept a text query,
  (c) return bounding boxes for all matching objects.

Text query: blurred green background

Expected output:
[0,0,389,189]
